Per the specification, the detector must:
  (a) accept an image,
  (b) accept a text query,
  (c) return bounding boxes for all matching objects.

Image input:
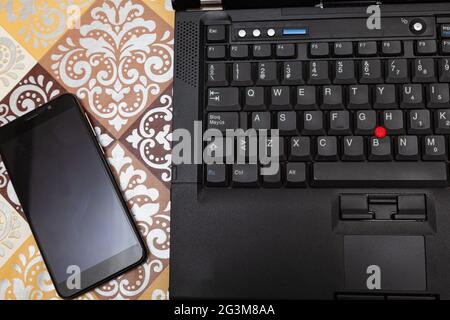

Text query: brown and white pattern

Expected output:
[0,26,36,101]
[125,87,172,183]
[0,0,174,300]
[41,0,173,137]
[0,196,31,266]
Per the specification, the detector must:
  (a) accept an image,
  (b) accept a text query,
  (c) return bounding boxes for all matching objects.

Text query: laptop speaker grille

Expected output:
[175,21,199,88]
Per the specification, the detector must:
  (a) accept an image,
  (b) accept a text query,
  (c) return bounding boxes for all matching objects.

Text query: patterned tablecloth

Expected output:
[0,0,174,300]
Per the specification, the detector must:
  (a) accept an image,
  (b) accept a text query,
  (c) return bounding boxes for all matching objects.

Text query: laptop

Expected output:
[170,0,450,300]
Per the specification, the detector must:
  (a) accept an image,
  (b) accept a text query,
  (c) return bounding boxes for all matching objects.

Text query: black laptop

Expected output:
[170,0,450,300]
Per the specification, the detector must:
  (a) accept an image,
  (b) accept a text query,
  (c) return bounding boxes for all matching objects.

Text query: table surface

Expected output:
[0,0,174,300]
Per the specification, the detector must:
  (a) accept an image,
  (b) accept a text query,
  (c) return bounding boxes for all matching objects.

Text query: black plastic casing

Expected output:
[171,2,450,299]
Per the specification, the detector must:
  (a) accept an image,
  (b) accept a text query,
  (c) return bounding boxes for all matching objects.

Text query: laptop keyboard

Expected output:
[203,24,450,188]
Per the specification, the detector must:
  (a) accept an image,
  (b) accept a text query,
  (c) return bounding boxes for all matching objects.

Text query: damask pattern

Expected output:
[0,0,95,59]
[0,26,36,101]
[0,239,96,300]
[0,196,31,266]
[125,88,172,183]
[0,0,173,300]
[41,0,173,137]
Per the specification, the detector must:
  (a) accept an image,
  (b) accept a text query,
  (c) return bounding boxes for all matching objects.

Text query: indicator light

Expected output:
[283,28,308,36]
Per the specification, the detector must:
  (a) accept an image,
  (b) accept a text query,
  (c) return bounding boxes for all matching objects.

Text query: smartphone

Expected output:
[0,94,147,298]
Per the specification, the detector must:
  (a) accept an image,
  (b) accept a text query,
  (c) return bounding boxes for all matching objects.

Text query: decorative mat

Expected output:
[0,0,174,300]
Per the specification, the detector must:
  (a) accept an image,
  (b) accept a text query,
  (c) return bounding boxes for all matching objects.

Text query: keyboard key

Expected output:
[310,42,329,57]
[441,40,450,55]
[334,60,356,84]
[236,135,254,162]
[253,44,272,58]
[360,59,383,83]
[244,87,265,110]
[232,164,259,187]
[308,61,330,85]
[266,137,286,161]
[348,85,370,109]
[408,110,432,134]
[342,136,365,161]
[423,135,447,161]
[262,165,282,187]
[207,25,226,42]
[382,110,404,135]
[207,45,226,60]
[396,136,419,161]
[207,88,240,111]
[316,136,338,161]
[282,62,304,85]
[386,59,409,83]
[286,163,306,187]
[207,112,239,132]
[257,62,278,85]
[382,41,402,56]
[230,44,249,59]
[439,58,450,82]
[276,43,296,58]
[401,84,424,109]
[369,137,393,161]
[290,136,312,161]
[312,162,448,187]
[329,111,351,135]
[334,42,353,57]
[412,59,436,83]
[358,41,378,56]
[251,112,271,130]
[207,63,228,86]
[277,111,298,135]
[231,62,253,86]
[416,40,437,55]
[441,24,450,38]
[295,86,317,110]
[205,136,225,162]
[302,111,325,135]
[270,86,291,110]
[435,109,450,134]
[355,110,377,135]
[239,112,249,131]
[206,164,227,187]
[321,86,343,110]
[428,84,450,108]
[374,84,397,109]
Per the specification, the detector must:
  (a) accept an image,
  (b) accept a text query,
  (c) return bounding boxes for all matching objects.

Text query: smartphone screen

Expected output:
[0,94,145,298]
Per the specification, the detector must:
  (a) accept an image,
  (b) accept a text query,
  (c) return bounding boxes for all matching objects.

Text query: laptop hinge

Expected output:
[320,0,381,8]
[172,0,223,11]
[200,0,223,10]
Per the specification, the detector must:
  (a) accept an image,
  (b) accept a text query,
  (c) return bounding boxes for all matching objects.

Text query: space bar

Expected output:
[312,162,449,187]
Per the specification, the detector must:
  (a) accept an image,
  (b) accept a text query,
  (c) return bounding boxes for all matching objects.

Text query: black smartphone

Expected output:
[0,94,147,298]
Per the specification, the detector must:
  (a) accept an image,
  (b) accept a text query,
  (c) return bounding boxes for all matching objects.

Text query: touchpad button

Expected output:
[344,236,426,291]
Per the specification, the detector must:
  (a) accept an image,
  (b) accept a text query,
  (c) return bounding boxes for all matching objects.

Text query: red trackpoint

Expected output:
[374,126,387,139]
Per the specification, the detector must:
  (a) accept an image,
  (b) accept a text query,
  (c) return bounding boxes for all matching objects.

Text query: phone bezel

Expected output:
[0,93,147,299]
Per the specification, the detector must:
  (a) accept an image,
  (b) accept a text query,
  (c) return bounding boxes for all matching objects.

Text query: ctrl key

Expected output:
[232,164,259,187]
[206,164,227,187]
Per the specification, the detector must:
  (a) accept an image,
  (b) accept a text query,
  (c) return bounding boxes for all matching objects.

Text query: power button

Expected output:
[410,19,426,35]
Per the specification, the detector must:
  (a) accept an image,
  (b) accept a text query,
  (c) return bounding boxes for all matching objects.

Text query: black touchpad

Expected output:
[344,236,426,291]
